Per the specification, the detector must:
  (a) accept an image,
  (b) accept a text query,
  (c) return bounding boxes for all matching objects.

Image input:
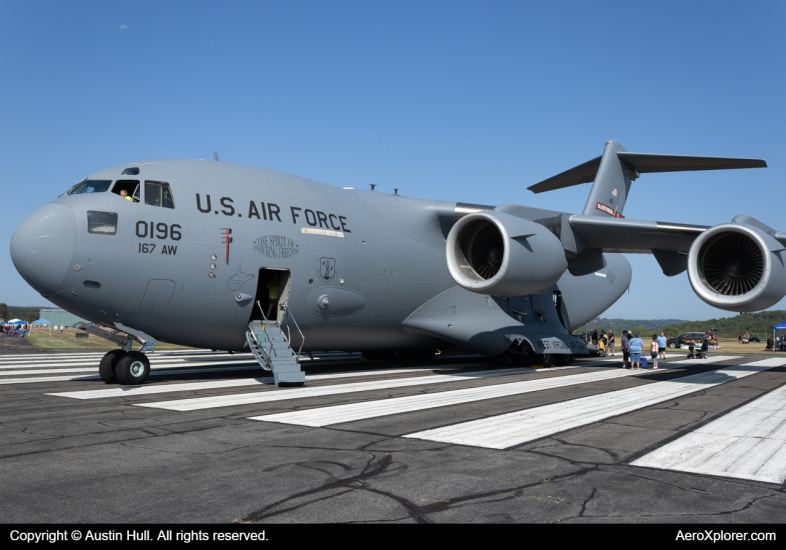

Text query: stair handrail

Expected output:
[282,304,305,359]
[256,300,268,322]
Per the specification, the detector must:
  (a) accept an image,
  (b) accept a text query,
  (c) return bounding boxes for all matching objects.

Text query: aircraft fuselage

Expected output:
[11,160,631,352]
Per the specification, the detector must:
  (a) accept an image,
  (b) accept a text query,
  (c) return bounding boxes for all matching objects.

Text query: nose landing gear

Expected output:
[98,350,151,385]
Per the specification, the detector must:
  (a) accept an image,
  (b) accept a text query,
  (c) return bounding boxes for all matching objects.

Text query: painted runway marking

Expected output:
[403,358,784,449]
[248,356,739,427]
[631,379,786,484]
[249,361,704,427]
[134,357,738,412]
[134,367,575,411]
[47,364,490,399]
[0,350,209,361]
[0,355,255,368]
[0,366,258,385]
[0,359,260,372]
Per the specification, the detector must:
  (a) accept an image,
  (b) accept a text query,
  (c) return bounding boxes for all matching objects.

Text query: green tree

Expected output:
[0,303,8,322]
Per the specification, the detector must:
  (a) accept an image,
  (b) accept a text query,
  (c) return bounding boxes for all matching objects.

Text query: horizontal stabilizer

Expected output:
[617,153,767,174]
[528,156,601,193]
[529,150,766,194]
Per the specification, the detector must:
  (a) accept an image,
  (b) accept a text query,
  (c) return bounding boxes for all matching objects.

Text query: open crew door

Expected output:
[250,268,292,323]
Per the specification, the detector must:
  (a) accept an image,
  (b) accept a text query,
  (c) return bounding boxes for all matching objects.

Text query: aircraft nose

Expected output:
[10,203,77,297]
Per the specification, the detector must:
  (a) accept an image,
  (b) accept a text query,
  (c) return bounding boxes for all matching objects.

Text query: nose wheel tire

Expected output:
[115,351,151,385]
[98,350,125,383]
[554,354,573,366]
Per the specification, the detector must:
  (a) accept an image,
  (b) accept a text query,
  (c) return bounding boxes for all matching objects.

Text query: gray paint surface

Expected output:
[7,140,775,357]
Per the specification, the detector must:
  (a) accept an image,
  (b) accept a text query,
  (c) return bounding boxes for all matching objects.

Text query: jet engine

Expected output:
[445,211,567,296]
[688,223,786,312]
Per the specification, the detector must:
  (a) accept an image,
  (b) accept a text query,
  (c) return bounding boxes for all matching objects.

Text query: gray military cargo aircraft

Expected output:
[10,140,779,386]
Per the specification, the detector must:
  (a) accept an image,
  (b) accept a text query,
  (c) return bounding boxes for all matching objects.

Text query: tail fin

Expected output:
[583,140,630,218]
[528,140,767,219]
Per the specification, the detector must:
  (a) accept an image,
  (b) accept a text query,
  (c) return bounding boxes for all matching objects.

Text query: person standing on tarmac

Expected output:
[629,332,644,371]
[657,332,668,360]
[651,335,660,370]
[621,330,630,368]
[608,330,615,356]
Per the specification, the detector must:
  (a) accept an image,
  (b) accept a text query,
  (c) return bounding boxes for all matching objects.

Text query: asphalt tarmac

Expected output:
[1,342,785,524]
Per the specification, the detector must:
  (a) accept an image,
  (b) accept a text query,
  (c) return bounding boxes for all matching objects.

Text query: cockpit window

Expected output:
[68,180,113,195]
[144,181,175,209]
[87,211,118,235]
[112,180,140,202]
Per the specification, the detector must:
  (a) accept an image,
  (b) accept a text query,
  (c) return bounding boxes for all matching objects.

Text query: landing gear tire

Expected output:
[535,353,555,368]
[99,350,125,383]
[554,354,573,366]
[115,351,150,385]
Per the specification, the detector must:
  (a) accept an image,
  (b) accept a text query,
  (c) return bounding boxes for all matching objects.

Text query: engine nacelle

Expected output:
[446,211,567,296]
[688,223,786,312]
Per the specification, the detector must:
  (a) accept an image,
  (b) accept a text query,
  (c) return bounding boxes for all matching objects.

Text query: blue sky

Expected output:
[1,0,784,320]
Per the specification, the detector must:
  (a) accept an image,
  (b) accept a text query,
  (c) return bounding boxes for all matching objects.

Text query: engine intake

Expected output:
[446,211,567,296]
[688,223,786,312]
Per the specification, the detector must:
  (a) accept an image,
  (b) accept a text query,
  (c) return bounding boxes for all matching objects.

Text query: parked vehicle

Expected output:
[667,332,709,348]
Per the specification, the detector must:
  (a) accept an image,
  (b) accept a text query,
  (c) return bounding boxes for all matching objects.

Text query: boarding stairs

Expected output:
[246,303,306,386]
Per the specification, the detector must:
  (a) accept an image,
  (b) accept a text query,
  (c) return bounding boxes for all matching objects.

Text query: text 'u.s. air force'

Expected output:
[195,194,350,233]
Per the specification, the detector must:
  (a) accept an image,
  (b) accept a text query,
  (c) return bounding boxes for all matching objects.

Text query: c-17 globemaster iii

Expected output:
[10,140,780,386]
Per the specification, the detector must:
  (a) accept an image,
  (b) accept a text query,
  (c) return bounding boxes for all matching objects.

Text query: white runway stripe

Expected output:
[248,356,739,427]
[0,358,259,371]
[632,380,786,484]
[0,366,258,385]
[135,356,737,412]
[0,354,255,367]
[0,367,97,376]
[0,360,263,377]
[250,363,678,427]
[134,367,568,411]
[46,364,489,400]
[0,350,208,361]
[404,358,785,449]
[0,351,359,368]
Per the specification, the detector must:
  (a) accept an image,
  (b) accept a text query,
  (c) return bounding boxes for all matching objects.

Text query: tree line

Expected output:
[0,304,47,323]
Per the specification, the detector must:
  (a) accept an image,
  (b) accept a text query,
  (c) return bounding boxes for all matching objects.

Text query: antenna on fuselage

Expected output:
[213,152,219,161]
[369,184,376,191]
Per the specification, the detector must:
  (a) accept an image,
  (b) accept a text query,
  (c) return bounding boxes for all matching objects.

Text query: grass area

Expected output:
[692,338,781,356]
[25,327,192,351]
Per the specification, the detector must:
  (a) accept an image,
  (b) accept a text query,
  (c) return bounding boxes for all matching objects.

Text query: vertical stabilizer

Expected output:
[582,140,633,218]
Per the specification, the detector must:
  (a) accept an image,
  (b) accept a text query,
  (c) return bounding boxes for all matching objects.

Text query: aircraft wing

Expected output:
[569,214,786,255]
[568,215,706,254]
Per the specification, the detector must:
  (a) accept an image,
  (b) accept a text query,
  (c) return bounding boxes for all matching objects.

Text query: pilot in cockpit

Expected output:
[119,189,134,202]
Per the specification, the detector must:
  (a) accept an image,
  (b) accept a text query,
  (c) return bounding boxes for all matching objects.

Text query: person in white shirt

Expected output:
[650,335,660,369]
[657,332,668,360]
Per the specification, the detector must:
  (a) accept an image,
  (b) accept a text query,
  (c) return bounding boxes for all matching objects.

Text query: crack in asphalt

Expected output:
[565,492,779,521]
[0,419,249,459]
[577,486,597,518]
[545,437,621,462]
[623,471,710,495]
[240,449,432,524]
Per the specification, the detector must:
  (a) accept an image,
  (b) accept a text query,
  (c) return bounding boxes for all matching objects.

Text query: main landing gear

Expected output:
[99,350,151,385]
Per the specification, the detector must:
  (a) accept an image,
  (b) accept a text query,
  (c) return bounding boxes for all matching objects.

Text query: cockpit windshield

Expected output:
[144,181,175,209]
[67,180,113,195]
